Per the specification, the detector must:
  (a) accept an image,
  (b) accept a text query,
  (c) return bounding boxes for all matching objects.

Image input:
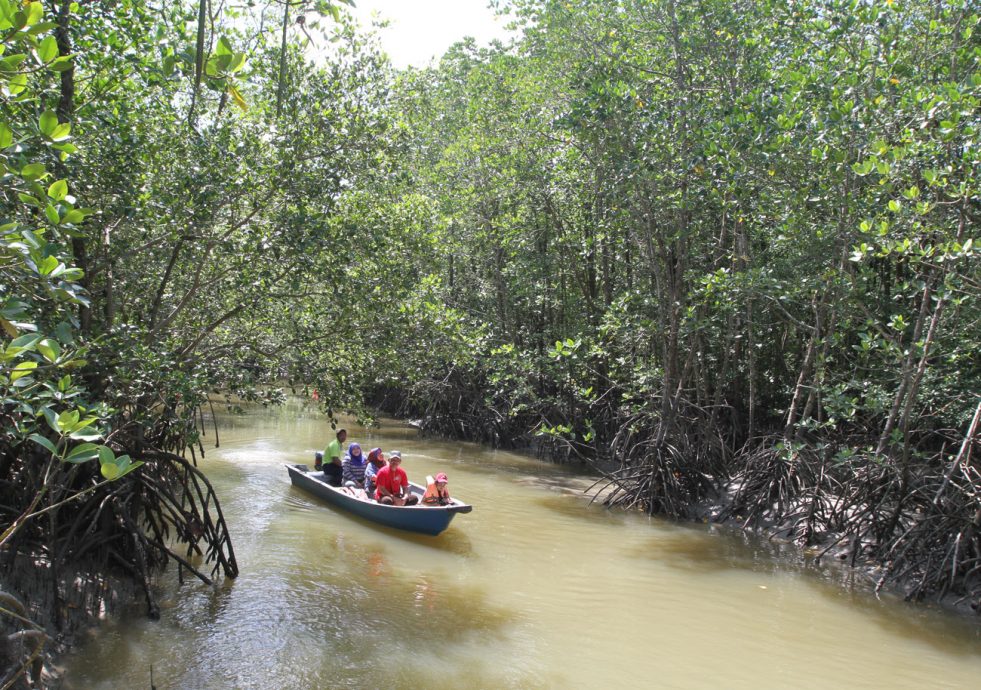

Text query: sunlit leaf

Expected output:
[43,204,60,225]
[229,85,247,111]
[47,179,67,201]
[37,35,57,63]
[37,338,60,363]
[39,110,58,136]
[216,36,234,56]
[21,162,46,180]
[11,361,37,381]
[64,442,99,464]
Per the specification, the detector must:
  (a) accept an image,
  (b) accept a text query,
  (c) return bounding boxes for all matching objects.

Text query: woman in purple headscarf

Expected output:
[341,442,368,489]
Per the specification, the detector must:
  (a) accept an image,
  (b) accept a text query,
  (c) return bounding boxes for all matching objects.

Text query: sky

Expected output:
[345,0,515,68]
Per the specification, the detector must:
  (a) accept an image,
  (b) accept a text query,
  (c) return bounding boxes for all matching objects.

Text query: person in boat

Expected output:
[364,447,385,495]
[321,428,346,487]
[373,451,418,506]
[422,472,451,506]
[342,442,368,489]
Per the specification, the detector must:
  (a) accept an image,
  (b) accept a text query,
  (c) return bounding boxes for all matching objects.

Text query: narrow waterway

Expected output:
[64,400,981,689]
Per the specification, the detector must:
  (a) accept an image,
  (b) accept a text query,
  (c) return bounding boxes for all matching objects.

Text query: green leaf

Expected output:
[888,200,901,213]
[101,457,142,480]
[48,56,72,72]
[44,204,60,225]
[0,0,15,26]
[0,122,12,148]
[100,462,122,480]
[40,406,59,434]
[850,160,873,176]
[215,36,233,56]
[7,73,27,95]
[228,52,246,73]
[47,179,67,201]
[11,333,42,349]
[21,162,46,180]
[24,1,43,26]
[49,122,70,141]
[64,443,99,464]
[36,338,60,363]
[28,433,57,455]
[39,110,59,136]
[38,35,57,63]
[61,209,85,224]
[26,20,57,35]
[11,361,37,381]
[0,54,27,71]
[56,409,79,432]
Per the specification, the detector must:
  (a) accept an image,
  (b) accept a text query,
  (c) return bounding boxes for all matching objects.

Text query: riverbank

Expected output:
[691,480,981,621]
[520,439,981,623]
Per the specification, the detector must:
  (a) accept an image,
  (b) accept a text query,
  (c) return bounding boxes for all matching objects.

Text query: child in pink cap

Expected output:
[422,472,451,506]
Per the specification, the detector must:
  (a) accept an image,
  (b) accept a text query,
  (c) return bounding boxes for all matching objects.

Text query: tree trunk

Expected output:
[189,0,208,126]
[56,0,89,332]
[276,1,290,119]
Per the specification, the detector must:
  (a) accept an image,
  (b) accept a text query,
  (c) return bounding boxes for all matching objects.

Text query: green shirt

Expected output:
[324,437,342,463]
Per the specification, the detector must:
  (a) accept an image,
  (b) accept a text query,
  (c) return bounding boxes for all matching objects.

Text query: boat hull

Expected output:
[286,463,472,536]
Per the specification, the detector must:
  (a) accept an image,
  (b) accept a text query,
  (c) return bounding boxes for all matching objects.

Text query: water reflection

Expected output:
[284,486,475,556]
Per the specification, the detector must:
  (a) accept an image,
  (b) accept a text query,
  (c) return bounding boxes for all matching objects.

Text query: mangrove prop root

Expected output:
[0,439,239,682]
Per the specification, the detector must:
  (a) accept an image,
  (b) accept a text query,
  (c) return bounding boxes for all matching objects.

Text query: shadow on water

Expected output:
[455,456,592,480]
[628,523,790,575]
[629,521,981,655]
[285,485,475,556]
[534,494,627,525]
[513,473,596,493]
[802,576,981,656]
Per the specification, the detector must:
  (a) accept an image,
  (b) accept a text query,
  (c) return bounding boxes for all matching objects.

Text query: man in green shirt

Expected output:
[321,428,346,487]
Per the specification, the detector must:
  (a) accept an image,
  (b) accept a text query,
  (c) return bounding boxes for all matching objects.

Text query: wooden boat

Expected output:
[285,463,473,536]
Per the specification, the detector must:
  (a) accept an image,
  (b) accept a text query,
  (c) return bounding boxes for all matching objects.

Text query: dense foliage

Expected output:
[0,0,977,685]
[362,0,980,609]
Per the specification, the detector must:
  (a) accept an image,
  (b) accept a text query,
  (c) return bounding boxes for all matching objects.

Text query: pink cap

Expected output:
[435,472,448,483]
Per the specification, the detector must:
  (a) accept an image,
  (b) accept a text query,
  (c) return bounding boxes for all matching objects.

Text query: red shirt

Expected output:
[374,464,408,500]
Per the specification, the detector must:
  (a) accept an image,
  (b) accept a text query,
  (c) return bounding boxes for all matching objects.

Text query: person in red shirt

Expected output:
[373,451,419,506]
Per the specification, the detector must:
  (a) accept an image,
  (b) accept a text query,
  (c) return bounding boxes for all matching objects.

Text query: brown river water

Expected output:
[63,399,981,689]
